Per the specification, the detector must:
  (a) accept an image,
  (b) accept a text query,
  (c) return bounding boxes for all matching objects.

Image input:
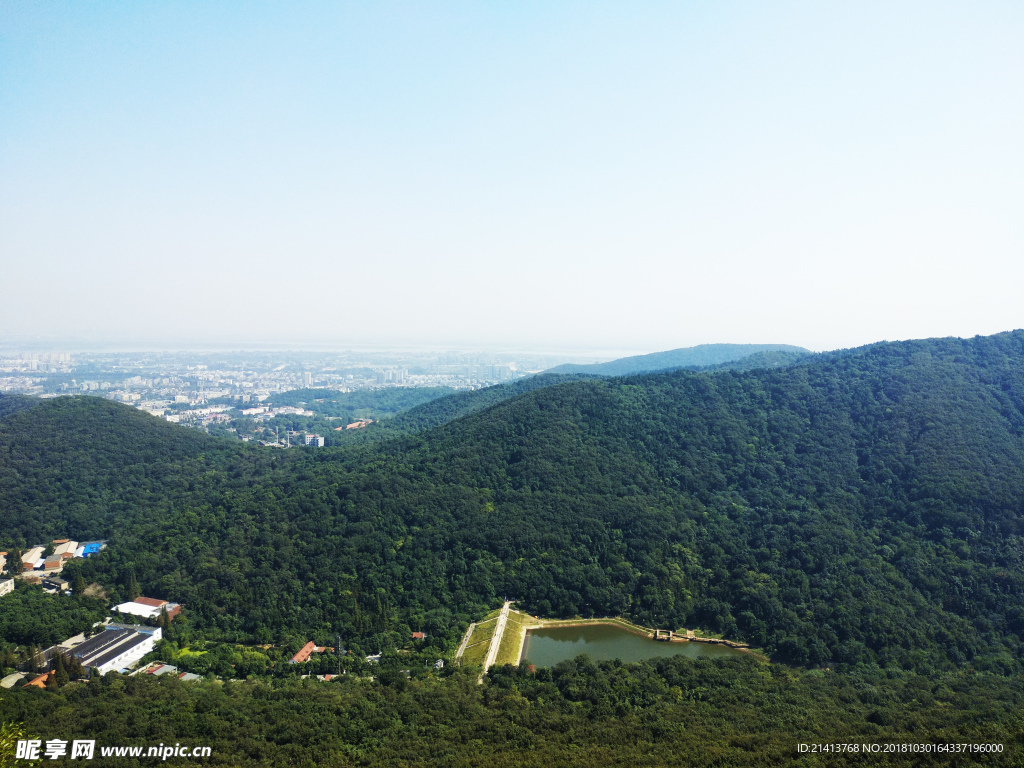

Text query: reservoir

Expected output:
[522,624,750,667]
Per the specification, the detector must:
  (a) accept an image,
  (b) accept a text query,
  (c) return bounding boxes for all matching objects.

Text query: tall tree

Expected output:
[126,570,140,601]
[68,654,86,681]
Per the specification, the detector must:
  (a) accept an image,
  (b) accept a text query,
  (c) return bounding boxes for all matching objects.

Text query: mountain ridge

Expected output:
[1,331,1023,672]
[545,343,811,376]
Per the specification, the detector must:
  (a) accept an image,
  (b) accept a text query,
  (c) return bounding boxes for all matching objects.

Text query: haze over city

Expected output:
[2,1,1022,352]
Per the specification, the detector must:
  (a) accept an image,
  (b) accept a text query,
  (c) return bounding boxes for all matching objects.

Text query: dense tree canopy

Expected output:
[0,657,1020,766]
[1,332,1022,672]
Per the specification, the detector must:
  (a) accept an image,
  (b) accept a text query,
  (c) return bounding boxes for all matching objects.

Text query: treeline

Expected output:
[0,656,1020,766]
[0,584,108,675]
[266,386,455,419]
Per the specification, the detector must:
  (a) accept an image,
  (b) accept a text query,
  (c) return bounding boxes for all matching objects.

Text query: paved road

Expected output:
[481,601,512,675]
[454,623,476,661]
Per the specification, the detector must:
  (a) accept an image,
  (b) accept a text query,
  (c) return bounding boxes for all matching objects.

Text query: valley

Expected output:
[2,331,1024,764]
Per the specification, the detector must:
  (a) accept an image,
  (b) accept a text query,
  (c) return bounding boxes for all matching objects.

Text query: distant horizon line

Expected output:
[2,329,1020,357]
[0,337,823,358]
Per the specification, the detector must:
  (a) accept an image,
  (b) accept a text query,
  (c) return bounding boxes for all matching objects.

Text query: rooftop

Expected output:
[133,596,168,608]
[290,641,317,664]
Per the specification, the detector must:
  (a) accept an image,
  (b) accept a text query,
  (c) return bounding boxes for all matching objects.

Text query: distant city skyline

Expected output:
[0,334,653,361]
[2,2,1022,352]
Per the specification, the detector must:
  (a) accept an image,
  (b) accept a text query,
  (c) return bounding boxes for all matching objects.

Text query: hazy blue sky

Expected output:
[2,1,1022,352]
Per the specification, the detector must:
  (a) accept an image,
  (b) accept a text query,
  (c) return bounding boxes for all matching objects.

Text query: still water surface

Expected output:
[522,624,749,667]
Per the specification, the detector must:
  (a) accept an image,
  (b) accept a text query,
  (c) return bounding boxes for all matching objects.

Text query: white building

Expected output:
[305,434,325,447]
[0,579,13,598]
[70,625,162,675]
[113,596,182,620]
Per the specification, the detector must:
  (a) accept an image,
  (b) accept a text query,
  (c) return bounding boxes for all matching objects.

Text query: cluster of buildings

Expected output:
[0,536,188,683]
[255,429,325,448]
[0,347,603,452]
[0,590,189,689]
[1,622,170,689]
[0,349,544,402]
[9,633,206,691]
[56,624,164,676]
[2,572,449,686]
[0,539,106,581]
[239,405,315,419]
[376,369,407,384]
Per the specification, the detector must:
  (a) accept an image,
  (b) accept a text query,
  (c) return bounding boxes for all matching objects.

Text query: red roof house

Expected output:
[290,641,317,664]
[23,672,52,689]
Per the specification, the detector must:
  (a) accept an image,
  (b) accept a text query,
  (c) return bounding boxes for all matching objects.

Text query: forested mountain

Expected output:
[292,350,805,448]
[0,393,36,421]
[701,348,813,372]
[1,332,1023,674]
[336,372,599,444]
[0,395,250,539]
[247,385,462,447]
[265,385,456,419]
[545,343,811,376]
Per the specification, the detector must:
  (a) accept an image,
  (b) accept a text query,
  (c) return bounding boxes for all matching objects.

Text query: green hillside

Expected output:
[2,332,1023,675]
[336,372,599,444]
[702,348,814,372]
[0,393,37,421]
[3,332,1024,764]
[241,385,461,446]
[266,385,456,419]
[0,395,252,540]
[546,343,811,376]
